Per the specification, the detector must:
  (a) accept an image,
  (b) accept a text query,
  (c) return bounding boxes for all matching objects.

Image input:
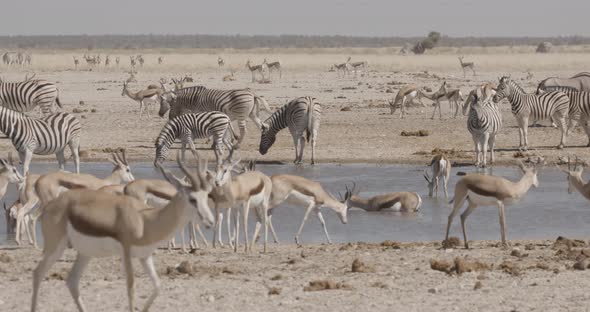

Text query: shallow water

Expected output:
[1,162,589,246]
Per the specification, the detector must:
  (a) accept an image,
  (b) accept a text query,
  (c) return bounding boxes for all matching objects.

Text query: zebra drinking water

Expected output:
[259,96,321,165]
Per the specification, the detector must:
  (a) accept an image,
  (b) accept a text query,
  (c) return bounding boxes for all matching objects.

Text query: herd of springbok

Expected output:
[1,54,590,312]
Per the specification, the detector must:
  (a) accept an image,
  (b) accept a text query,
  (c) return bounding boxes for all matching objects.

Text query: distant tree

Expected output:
[412,31,441,54]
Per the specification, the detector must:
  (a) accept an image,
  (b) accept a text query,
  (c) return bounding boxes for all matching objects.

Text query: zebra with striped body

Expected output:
[259,96,321,165]
[0,78,62,115]
[158,86,272,148]
[463,88,502,167]
[0,106,81,175]
[154,111,235,168]
[493,76,569,150]
[539,86,590,146]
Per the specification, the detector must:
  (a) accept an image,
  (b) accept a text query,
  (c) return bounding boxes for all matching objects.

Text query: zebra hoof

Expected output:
[557,145,564,150]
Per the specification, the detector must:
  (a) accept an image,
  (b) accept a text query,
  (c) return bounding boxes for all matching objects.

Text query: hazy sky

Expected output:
[1,0,588,37]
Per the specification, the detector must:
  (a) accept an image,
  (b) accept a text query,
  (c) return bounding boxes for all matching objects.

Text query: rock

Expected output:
[79,100,85,105]
[573,260,588,271]
[270,274,283,281]
[454,257,491,275]
[340,106,352,112]
[207,295,215,303]
[91,108,98,113]
[427,288,438,294]
[72,108,83,113]
[499,260,521,276]
[474,281,483,290]
[177,261,195,275]
[0,253,12,263]
[268,287,281,295]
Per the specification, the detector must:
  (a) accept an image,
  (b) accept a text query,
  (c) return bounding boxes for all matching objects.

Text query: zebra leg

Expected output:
[69,138,81,174]
[489,134,497,165]
[472,134,481,167]
[311,131,317,166]
[235,120,247,149]
[21,150,33,176]
[482,133,490,168]
[298,136,306,165]
[56,150,66,171]
[291,134,300,164]
[581,119,590,146]
[516,117,527,150]
[556,115,567,149]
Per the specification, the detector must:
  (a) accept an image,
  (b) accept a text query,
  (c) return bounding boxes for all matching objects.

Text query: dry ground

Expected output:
[2,238,590,311]
[1,48,590,166]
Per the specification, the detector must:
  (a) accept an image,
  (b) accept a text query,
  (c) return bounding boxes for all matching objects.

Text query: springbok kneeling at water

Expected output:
[424,154,451,198]
[342,183,421,212]
[557,157,590,201]
[445,158,542,248]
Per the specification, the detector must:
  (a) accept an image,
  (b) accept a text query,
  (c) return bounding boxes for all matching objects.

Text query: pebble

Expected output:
[207,295,215,303]
[428,288,438,294]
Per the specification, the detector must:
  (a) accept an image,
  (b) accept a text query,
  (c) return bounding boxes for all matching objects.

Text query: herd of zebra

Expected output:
[390,72,590,167]
[2,51,32,67]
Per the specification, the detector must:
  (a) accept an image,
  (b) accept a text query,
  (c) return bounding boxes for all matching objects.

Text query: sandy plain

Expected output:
[1,47,590,311]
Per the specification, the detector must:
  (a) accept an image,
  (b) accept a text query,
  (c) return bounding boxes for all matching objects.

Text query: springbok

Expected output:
[388,84,421,118]
[30,155,214,312]
[121,81,162,118]
[26,151,135,247]
[255,174,351,245]
[73,56,79,70]
[557,157,590,201]
[446,158,542,248]
[341,183,421,212]
[218,56,225,69]
[213,155,272,253]
[245,59,266,82]
[458,56,476,78]
[424,154,451,198]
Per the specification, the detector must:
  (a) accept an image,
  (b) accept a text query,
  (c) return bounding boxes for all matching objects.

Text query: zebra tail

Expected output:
[254,95,272,113]
[227,120,239,141]
[55,95,63,108]
[306,99,314,142]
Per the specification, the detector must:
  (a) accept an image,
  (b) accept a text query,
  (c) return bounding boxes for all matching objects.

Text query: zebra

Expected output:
[154,111,235,168]
[2,52,18,66]
[539,86,590,146]
[158,86,272,148]
[0,78,62,115]
[0,106,81,175]
[259,96,321,165]
[493,76,569,150]
[463,88,502,168]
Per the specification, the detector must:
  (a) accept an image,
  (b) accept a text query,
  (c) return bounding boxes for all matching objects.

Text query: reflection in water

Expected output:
[1,162,588,245]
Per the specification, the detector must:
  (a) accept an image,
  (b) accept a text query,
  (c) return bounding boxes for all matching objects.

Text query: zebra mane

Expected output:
[545,85,578,92]
[503,76,526,94]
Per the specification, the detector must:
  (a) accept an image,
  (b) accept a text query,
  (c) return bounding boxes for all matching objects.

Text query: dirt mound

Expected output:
[442,237,461,249]
[304,280,352,292]
[351,258,376,273]
[430,257,491,275]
